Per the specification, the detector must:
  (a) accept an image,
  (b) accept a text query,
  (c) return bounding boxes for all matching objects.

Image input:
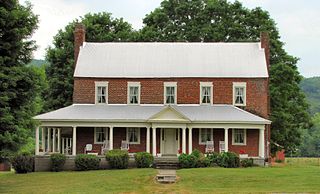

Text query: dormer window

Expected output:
[200,82,213,105]
[233,82,246,106]
[95,81,108,104]
[164,82,177,104]
[128,82,140,104]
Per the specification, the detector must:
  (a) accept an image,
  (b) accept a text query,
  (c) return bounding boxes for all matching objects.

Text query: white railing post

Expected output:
[41,127,45,151]
[152,128,156,156]
[146,127,150,153]
[35,126,40,155]
[259,128,265,158]
[109,126,113,150]
[47,127,51,152]
[72,126,77,155]
[224,128,229,152]
[52,128,56,152]
[182,127,186,154]
[188,128,193,154]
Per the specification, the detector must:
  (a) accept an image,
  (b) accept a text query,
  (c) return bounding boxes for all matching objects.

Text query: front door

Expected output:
[162,129,178,155]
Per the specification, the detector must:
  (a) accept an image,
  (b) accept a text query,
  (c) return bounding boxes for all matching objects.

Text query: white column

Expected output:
[188,128,193,154]
[72,126,77,156]
[62,137,65,154]
[57,128,61,153]
[52,128,56,152]
[224,128,229,152]
[152,128,156,156]
[35,126,40,155]
[182,127,186,154]
[109,126,113,150]
[47,128,51,152]
[41,127,45,151]
[259,128,265,158]
[146,127,150,153]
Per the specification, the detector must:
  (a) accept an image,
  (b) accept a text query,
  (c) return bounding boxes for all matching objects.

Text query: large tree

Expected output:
[45,12,137,111]
[0,0,39,160]
[139,0,311,153]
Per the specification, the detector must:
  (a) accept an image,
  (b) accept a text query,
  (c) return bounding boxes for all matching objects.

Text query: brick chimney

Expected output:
[260,32,270,68]
[74,23,85,67]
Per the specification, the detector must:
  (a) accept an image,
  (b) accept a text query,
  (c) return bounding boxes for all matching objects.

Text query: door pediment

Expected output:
[148,106,190,123]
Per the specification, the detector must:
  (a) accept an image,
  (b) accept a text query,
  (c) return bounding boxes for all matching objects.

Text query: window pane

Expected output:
[235,87,244,105]
[128,128,139,143]
[165,86,175,104]
[201,86,211,104]
[234,129,244,144]
[129,86,139,104]
[97,86,106,103]
[96,127,106,143]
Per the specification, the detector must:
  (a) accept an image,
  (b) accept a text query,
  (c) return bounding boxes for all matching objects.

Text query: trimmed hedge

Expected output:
[106,149,129,169]
[11,154,34,173]
[75,154,100,171]
[50,153,66,172]
[218,152,240,168]
[179,149,210,168]
[134,152,154,168]
[240,158,254,168]
[207,152,220,166]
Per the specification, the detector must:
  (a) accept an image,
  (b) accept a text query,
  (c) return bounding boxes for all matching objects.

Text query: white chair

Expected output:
[120,140,130,151]
[101,140,109,155]
[84,144,93,154]
[219,141,225,153]
[205,141,214,153]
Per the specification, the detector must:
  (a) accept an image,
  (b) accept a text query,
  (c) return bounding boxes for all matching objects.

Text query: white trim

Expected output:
[233,82,246,106]
[126,127,140,144]
[127,82,141,105]
[232,128,247,145]
[198,128,213,145]
[164,82,177,104]
[200,82,213,105]
[94,127,108,144]
[95,81,109,104]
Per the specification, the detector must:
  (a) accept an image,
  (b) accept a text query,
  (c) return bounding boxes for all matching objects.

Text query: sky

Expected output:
[23,0,320,78]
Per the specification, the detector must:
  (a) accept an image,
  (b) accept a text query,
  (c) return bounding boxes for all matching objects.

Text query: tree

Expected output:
[0,0,39,160]
[139,0,311,153]
[45,12,137,111]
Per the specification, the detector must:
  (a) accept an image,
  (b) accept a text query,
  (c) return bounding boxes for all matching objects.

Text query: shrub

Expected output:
[106,149,129,169]
[75,154,100,171]
[207,152,220,166]
[275,159,284,163]
[241,158,254,168]
[11,154,34,173]
[134,152,154,168]
[218,152,240,168]
[179,150,205,168]
[197,154,210,167]
[50,153,66,172]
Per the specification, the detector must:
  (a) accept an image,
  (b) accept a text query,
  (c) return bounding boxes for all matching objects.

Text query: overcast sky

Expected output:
[24,0,320,78]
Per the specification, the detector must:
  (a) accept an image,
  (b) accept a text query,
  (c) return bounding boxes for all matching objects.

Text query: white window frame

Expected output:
[200,82,213,105]
[126,127,140,144]
[94,127,108,144]
[164,82,177,104]
[95,81,109,104]
[232,129,247,145]
[233,82,246,106]
[127,82,141,105]
[199,128,213,145]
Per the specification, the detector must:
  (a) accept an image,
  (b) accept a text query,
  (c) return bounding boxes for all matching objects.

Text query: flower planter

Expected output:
[239,154,248,158]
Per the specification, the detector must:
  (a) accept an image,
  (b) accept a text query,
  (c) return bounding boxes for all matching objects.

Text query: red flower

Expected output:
[240,149,246,154]
[178,149,182,154]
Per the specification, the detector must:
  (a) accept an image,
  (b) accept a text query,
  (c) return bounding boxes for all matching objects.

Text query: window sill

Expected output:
[232,143,246,146]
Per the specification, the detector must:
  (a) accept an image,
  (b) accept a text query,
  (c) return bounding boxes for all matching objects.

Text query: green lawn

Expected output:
[1,160,320,193]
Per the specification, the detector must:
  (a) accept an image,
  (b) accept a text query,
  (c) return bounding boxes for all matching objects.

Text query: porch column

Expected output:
[35,126,40,155]
[182,127,186,154]
[224,128,229,152]
[62,137,65,154]
[72,126,77,155]
[109,126,113,150]
[47,127,51,152]
[146,127,150,153]
[188,128,192,154]
[52,128,56,152]
[41,127,45,151]
[57,128,61,153]
[259,128,265,158]
[152,128,156,156]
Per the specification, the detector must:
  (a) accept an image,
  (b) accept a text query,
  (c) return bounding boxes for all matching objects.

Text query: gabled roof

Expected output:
[34,104,271,124]
[74,42,268,78]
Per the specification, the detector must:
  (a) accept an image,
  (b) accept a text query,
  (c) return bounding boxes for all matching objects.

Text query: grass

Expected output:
[0,158,320,193]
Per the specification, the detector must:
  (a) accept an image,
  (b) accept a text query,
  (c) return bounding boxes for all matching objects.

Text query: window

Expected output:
[199,128,213,144]
[94,127,108,144]
[127,128,140,144]
[233,82,246,106]
[200,82,213,104]
[164,82,177,104]
[95,82,108,104]
[127,82,140,104]
[232,129,246,145]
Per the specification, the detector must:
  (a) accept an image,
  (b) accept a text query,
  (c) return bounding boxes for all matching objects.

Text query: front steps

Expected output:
[156,169,177,183]
[154,156,179,169]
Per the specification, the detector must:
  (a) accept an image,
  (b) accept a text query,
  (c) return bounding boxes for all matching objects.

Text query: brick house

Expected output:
[34,24,271,164]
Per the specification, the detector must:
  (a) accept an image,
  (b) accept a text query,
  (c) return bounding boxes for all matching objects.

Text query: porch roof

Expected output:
[34,104,271,124]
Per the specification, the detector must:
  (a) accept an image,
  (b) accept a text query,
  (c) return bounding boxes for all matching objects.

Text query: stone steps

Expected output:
[154,157,179,169]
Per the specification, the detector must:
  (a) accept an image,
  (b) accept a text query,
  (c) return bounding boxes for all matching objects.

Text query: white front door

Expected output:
[162,129,178,155]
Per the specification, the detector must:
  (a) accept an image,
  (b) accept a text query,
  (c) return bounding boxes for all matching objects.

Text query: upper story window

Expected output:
[95,81,108,104]
[127,82,140,104]
[164,82,177,104]
[232,129,246,145]
[127,127,140,144]
[94,127,108,144]
[233,82,246,106]
[200,82,213,105]
[199,128,213,144]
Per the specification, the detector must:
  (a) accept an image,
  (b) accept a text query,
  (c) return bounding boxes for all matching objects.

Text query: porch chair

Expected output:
[120,140,130,151]
[219,141,225,153]
[205,141,214,153]
[84,144,93,154]
[101,140,109,155]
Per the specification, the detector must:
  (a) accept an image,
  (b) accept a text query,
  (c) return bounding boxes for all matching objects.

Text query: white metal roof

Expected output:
[34,104,271,124]
[74,42,268,78]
